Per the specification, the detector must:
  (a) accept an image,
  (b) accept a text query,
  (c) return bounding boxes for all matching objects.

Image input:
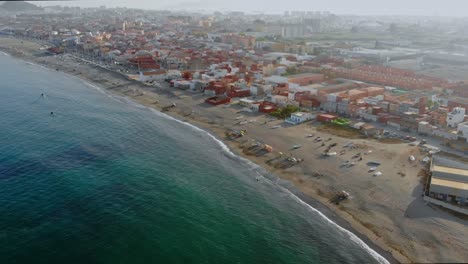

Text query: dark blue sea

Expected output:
[0,53,387,264]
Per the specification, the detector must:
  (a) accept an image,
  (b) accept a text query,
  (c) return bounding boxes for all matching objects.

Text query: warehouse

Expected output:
[427,156,468,207]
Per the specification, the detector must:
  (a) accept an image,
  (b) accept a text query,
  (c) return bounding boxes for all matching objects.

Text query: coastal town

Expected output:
[1,2,468,263]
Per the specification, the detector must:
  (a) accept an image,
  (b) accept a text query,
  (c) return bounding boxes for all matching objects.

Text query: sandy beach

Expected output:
[1,37,467,263]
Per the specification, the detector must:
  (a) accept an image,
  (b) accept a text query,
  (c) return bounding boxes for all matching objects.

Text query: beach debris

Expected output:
[292,144,302,150]
[225,129,246,140]
[312,172,323,177]
[271,125,281,129]
[322,152,337,157]
[409,155,416,162]
[162,102,176,111]
[373,171,382,176]
[242,141,273,156]
[268,154,303,169]
[330,190,350,205]
[367,161,381,166]
[368,167,377,172]
[235,116,244,120]
[306,134,315,138]
[263,144,273,153]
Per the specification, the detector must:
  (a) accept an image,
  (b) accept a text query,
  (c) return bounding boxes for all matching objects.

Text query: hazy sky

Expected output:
[34,0,468,16]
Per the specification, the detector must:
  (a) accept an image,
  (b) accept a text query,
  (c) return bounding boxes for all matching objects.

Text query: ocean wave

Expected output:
[146,105,390,264]
[81,80,107,95]
[0,51,10,56]
[283,188,389,264]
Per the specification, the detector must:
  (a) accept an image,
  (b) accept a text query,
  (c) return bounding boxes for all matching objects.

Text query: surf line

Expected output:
[147,107,390,264]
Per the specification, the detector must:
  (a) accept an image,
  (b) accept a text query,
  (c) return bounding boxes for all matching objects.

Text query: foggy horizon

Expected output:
[32,0,468,17]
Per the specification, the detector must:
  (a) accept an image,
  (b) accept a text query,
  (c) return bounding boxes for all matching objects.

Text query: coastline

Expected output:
[2,37,467,263]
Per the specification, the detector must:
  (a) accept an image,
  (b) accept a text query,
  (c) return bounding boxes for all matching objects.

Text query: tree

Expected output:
[270,105,300,119]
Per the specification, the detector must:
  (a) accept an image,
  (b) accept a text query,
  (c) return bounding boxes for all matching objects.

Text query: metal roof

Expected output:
[432,165,468,178]
[431,178,468,192]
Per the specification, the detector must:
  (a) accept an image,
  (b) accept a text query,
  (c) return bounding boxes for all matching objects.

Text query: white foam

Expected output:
[283,188,389,264]
[147,106,389,264]
[81,80,107,95]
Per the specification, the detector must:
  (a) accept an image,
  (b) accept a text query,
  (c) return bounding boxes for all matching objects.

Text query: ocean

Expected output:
[0,53,387,264]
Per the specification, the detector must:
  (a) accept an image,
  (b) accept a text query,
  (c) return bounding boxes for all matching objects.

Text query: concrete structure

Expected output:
[458,122,468,139]
[433,129,459,140]
[281,24,306,39]
[446,107,466,128]
[285,112,315,125]
[427,156,468,208]
[287,73,324,86]
[317,114,338,122]
[418,121,434,136]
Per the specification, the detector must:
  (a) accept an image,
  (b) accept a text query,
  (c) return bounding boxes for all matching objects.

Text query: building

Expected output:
[458,122,468,139]
[285,112,316,125]
[317,114,338,122]
[205,96,231,105]
[281,24,306,39]
[446,107,466,128]
[287,73,325,86]
[418,121,434,136]
[427,156,468,208]
[139,70,167,82]
[258,102,277,113]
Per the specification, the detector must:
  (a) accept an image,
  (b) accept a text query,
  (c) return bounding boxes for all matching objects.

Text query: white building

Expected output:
[139,70,167,82]
[418,121,434,136]
[447,107,466,128]
[458,122,468,139]
[285,112,316,125]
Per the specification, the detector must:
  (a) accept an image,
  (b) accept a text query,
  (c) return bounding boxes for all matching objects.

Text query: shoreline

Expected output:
[1,48,394,264]
[0,39,396,263]
[3,36,467,263]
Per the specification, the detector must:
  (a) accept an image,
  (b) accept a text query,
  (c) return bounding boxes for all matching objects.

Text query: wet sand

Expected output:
[2,37,467,263]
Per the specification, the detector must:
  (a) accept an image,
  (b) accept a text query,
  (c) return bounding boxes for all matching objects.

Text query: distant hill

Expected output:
[0,1,43,12]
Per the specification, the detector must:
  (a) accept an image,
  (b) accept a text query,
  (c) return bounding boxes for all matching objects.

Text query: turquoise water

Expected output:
[0,53,385,264]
